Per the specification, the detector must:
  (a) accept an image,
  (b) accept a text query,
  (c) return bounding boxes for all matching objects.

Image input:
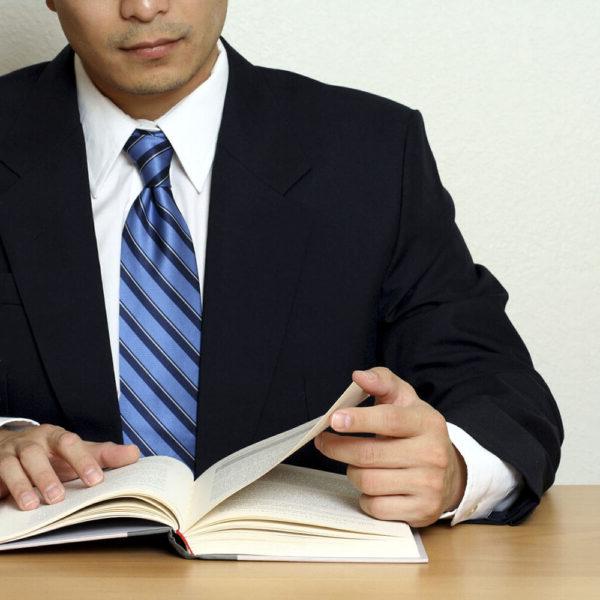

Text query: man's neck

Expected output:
[80,44,220,121]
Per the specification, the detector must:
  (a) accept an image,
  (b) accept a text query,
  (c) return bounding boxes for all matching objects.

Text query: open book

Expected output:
[0,383,427,562]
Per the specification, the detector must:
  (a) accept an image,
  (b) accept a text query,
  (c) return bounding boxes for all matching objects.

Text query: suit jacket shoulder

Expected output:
[258,62,415,117]
[255,62,418,157]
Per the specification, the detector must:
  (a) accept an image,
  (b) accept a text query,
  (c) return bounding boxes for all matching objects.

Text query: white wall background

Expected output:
[0,1,598,484]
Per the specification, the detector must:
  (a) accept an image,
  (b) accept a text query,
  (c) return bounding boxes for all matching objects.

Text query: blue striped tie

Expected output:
[118,129,200,469]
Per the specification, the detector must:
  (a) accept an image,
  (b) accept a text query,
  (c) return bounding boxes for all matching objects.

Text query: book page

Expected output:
[193,464,409,537]
[190,382,368,520]
[0,456,192,544]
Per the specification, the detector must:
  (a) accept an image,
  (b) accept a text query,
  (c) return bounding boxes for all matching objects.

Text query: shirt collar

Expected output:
[75,38,229,197]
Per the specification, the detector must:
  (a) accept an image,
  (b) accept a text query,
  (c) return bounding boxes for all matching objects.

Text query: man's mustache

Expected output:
[108,23,192,48]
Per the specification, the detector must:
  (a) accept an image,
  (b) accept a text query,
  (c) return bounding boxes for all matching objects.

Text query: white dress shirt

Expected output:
[0,39,521,524]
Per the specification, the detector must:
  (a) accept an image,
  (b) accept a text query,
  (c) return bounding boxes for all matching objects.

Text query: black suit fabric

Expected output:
[0,38,563,524]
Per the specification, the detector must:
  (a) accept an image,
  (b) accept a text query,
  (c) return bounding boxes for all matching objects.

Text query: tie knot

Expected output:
[124,129,174,188]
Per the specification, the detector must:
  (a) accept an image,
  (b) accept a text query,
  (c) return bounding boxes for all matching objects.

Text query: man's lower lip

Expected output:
[123,39,181,59]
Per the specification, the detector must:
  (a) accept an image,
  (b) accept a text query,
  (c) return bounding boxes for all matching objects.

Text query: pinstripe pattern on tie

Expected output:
[118,129,200,469]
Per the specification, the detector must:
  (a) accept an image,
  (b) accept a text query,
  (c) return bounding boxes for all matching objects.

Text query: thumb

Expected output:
[90,442,141,469]
[352,367,417,407]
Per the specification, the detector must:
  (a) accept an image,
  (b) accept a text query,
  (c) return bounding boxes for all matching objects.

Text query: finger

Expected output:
[18,444,65,504]
[49,456,79,482]
[346,465,422,497]
[352,368,418,407]
[359,493,443,527]
[48,430,104,487]
[315,431,422,468]
[329,403,429,438]
[0,479,8,499]
[88,442,140,470]
[0,455,40,510]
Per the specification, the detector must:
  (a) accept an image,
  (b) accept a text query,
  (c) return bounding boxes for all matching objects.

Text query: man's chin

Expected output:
[115,73,192,97]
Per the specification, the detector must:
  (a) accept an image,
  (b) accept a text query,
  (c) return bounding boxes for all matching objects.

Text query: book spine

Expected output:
[167,529,194,559]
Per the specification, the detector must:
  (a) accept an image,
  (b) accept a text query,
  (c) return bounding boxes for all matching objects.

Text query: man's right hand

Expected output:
[0,424,140,511]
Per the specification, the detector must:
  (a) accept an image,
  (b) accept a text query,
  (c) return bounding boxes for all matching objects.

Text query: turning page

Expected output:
[190,382,368,519]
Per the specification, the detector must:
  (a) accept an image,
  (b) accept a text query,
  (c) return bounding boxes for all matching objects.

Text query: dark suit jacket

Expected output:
[0,38,563,524]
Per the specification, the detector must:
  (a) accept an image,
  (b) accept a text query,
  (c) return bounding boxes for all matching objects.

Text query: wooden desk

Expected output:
[1,485,598,600]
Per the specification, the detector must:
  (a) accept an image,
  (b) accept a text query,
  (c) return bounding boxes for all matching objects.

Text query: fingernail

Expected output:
[356,369,376,381]
[45,484,64,503]
[20,491,39,509]
[314,435,321,449]
[83,467,103,485]
[332,412,351,430]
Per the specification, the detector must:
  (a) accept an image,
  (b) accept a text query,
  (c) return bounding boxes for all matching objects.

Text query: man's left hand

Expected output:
[314,367,467,527]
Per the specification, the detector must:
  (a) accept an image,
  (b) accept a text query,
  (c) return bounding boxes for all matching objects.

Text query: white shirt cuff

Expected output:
[440,422,523,525]
[0,417,40,430]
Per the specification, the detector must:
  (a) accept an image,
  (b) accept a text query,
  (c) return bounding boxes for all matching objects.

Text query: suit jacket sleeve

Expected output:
[377,109,563,524]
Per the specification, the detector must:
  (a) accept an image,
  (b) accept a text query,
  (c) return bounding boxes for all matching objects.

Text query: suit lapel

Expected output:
[0,48,121,442]
[195,39,312,471]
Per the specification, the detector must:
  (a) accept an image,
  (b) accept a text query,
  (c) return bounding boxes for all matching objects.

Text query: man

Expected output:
[0,0,562,528]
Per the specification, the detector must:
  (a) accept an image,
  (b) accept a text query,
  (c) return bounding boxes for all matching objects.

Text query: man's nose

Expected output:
[120,0,170,23]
